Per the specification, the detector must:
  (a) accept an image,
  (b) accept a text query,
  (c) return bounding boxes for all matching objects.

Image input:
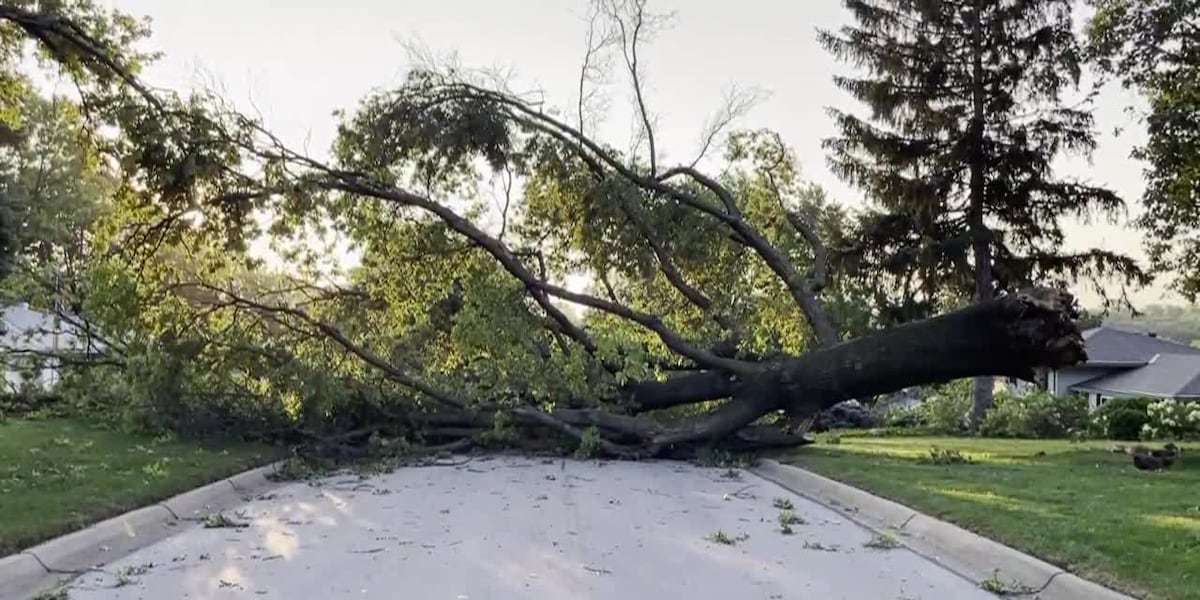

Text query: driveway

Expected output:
[65,456,996,599]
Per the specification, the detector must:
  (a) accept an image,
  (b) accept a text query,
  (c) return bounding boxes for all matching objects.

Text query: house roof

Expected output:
[1072,353,1200,399]
[1080,326,1200,366]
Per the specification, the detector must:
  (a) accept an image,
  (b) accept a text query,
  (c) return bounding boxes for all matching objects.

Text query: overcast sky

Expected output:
[100,0,1174,307]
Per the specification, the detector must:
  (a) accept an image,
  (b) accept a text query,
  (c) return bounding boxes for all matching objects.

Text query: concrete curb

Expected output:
[227,463,280,494]
[160,479,245,520]
[23,505,178,573]
[752,459,1134,600]
[0,460,285,600]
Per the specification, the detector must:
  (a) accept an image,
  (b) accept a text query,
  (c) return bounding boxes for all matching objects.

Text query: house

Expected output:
[1046,326,1200,410]
[0,302,104,392]
[875,387,923,412]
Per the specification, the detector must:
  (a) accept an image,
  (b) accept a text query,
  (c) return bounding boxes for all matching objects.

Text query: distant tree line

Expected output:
[1103,304,1200,346]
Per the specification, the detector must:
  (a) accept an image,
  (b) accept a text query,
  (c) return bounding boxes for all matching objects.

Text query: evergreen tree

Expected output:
[821,0,1146,425]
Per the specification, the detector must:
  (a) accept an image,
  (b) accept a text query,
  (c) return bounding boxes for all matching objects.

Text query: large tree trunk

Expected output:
[302,288,1083,460]
[760,288,1080,408]
[967,0,995,429]
[537,287,1084,456]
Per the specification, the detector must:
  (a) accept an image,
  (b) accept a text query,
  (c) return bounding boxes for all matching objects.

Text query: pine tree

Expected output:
[821,0,1147,425]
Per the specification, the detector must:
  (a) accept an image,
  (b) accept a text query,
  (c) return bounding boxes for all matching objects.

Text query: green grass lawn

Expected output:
[0,418,277,555]
[780,435,1200,600]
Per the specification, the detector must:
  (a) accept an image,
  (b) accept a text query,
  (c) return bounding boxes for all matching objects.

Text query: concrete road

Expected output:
[65,456,996,599]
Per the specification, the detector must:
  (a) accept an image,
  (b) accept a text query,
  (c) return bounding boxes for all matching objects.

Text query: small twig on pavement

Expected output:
[723,484,758,501]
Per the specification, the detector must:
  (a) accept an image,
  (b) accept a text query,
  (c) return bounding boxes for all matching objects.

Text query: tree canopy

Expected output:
[1088,0,1200,301]
[0,0,1115,458]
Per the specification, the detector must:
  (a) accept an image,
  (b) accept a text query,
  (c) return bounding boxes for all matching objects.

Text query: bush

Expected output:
[1092,398,1153,441]
[1106,409,1150,441]
[1096,397,1153,414]
[1142,399,1200,440]
[917,392,971,434]
[872,380,972,433]
[0,391,65,417]
[978,390,1088,438]
[1030,393,1090,437]
[815,400,878,430]
[879,404,924,428]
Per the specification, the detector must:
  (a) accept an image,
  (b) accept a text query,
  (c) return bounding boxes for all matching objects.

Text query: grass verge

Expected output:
[0,418,276,555]
[782,435,1199,600]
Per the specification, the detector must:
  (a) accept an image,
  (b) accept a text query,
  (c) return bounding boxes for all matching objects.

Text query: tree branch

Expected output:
[614,193,742,336]
[458,85,839,344]
[193,284,471,411]
[782,206,829,293]
[304,170,754,374]
[190,282,647,457]
[0,5,165,112]
[609,0,659,175]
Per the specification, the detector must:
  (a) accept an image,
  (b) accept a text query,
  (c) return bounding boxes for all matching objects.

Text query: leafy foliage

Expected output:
[916,384,973,434]
[978,390,1089,438]
[1093,398,1154,441]
[1088,0,1200,300]
[1142,398,1200,440]
[0,1,1114,459]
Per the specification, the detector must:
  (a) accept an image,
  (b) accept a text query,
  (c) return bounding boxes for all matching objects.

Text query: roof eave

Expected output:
[1075,361,1147,368]
[1069,385,1198,399]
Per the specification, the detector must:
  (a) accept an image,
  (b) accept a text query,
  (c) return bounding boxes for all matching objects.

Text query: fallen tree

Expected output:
[2,1,1090,459]
[208,284,1084,458]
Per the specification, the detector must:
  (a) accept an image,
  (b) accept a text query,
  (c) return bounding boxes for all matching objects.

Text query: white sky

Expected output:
[102,0,1176,308]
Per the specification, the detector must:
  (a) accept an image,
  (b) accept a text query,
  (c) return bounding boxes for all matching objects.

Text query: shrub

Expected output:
[978,392,1025,438]
[1142,399,1200,440]
[1096,397,1153,414]
[0,391,65,417]
[1093,397,1153,441]
[917,392,971,434]
[978,390,1088,438]
[879,404,924,428]
[1106,409,1150,441]
[1086,411,1109,439]
[873,379,972,432]
[814,400,878,430]
[1031,393,1089,437]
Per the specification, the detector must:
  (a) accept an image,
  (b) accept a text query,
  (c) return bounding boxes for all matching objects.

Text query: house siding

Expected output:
[1050,366,1114,396]
[0,303,93,392]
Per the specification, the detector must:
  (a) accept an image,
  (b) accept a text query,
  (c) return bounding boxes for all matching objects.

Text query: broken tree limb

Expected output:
[195,272,1083,458]
[580,287,1085,452]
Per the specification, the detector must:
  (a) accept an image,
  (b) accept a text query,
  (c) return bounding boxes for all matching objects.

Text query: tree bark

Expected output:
[551,288,1082,455]
[761,288,1081,409]
[294,288,1082,460]
[623,370,735,412]
[967,0,995,428]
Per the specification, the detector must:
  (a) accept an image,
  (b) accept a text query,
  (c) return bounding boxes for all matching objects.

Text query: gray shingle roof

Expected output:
[1081,327,1200,365]
[1072,353,1200,399]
